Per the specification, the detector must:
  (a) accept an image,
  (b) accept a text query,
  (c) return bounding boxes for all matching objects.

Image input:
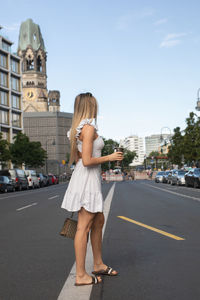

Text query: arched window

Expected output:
[37,55,42,72]
[26,55,34,70]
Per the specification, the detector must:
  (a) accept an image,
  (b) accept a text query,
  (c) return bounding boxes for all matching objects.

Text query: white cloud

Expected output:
[160,32,187,48]
[154,18,167,26]
[160,39,181,48]
[116,8,155,30]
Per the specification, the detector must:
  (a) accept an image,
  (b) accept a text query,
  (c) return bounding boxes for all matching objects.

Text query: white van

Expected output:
[25,170,40,189]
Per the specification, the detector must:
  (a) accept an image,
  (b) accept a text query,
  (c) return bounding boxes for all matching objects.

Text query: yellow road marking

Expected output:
[117,216,185,240]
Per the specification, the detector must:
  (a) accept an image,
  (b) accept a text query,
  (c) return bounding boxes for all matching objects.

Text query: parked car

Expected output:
[46,175,53,185]
[0,169,28,191]
[25,170,40,189]
[54,175,59,184]
[167,170,177,184]
[43,175,50,186]
[48,174,56,185]
[155,171,166,183]
[0,176,15,192]
[37,173,47,187]
[185,168,200,188]
[163,171,170,183]
[171,170,187,186]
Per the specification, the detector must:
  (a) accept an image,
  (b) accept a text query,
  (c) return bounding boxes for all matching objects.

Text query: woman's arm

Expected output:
[81,125,123,167]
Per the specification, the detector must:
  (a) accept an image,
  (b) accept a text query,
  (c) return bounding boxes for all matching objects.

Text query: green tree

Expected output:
[27,141,47,168]
[148,151,160,158]
[0,132,11,168]
[10,132,46,168]
[122,149,137,168]
[183,112,200,165]
[168,127,184,166]
[101,138,119,171]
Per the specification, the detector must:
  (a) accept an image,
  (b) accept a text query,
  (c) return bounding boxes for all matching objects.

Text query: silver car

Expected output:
[171,170,187,186]
[155,171,166,183]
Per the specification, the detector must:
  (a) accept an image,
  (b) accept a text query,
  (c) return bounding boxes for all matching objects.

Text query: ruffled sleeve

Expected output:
[75,118,98,139]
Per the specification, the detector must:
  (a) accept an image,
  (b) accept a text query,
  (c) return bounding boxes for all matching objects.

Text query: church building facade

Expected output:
[17,19,72,175]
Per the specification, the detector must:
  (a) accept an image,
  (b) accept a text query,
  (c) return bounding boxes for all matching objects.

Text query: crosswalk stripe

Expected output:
[57,183,116,300]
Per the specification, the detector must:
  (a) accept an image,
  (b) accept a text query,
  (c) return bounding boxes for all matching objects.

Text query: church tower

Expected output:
[17,19,48,112]
[48,90,60,112]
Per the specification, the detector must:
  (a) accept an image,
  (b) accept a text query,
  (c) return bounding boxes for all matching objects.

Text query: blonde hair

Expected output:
[68,92,98,165]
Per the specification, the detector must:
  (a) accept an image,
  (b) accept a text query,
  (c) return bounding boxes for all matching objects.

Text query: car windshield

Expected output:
[178,171,186,175]
[165,171,170,175]
[157,172,165,175]
[9,170,16,179]
[0,176,4,181]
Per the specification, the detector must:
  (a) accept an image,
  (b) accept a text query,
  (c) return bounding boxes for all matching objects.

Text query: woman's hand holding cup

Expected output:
[109,151,124,162]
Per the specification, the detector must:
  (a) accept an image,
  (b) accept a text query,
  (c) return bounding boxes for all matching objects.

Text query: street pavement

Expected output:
[0,180,200,300]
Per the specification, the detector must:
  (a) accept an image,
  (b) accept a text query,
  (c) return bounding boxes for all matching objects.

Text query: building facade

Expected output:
[0,27,23,143]
[120,135,145,166]
[23,111,73,174]
[17,19,72,174]
[145,134,171,157]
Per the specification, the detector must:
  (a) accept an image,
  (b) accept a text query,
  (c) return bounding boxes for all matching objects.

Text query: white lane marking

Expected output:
[0,185,67,200]
[57,183,116,300]
[142,183,200,202]
[48,195,59,199]
[16,202,37,211]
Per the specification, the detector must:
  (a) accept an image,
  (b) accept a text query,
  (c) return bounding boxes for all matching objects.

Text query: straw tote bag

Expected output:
[60,212,77,239]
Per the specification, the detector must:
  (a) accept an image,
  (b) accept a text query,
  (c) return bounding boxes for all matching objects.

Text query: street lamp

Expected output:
[160,127,172,143]
[196,88,200,111]
[46,138,56,174]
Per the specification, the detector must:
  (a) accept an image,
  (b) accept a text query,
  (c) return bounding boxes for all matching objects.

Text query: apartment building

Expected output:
[120,135,145,166]
[0,26,23,142]
[145,134,171,157]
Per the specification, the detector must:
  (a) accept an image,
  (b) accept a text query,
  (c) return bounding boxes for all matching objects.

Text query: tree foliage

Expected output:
[101,138,137,171]
[148,151,160,158]
[122,149,137,168]
[0,132,11,168]
[168,112,200,167]
[168,127,184,166]
[10,132,47,168]
[101,138,119,171]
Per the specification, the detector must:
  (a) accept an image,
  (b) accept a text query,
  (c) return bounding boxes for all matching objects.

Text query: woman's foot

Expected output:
[75,273,102,285]
[93,263,118,276]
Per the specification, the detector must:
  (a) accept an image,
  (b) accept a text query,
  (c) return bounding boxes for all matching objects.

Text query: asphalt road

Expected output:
[0,180,200,300]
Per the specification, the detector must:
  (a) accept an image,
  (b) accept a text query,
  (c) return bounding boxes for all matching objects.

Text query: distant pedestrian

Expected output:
[61,93,123,286]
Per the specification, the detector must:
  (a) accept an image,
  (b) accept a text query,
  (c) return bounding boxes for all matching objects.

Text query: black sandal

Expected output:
[75,275,102,286]
[92,266,118,276]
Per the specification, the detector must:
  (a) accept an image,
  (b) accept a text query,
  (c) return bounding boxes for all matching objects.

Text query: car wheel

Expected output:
[4,188,8,193]
[12,187,15,192]
[194,180,199,189]
[32,184,35,189]
[185,181,189,187]
[19,185,22,191]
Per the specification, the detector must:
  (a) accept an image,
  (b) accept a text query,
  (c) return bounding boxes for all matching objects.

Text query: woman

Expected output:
[61,92,123,286]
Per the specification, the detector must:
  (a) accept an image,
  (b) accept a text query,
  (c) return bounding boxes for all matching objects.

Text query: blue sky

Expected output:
[1,0,200,141]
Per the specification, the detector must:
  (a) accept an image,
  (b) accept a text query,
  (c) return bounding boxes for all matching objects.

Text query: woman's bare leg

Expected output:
[74,207,102,284]
[90,213,104,266]
[90,213,117,274]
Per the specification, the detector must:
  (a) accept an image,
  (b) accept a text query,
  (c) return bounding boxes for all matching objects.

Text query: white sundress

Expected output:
[61,118,105,213]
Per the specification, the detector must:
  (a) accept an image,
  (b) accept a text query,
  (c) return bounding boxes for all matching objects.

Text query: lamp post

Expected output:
[46,138,56,175]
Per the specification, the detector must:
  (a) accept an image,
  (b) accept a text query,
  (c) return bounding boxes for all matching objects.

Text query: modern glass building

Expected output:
[0,26,23,142]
